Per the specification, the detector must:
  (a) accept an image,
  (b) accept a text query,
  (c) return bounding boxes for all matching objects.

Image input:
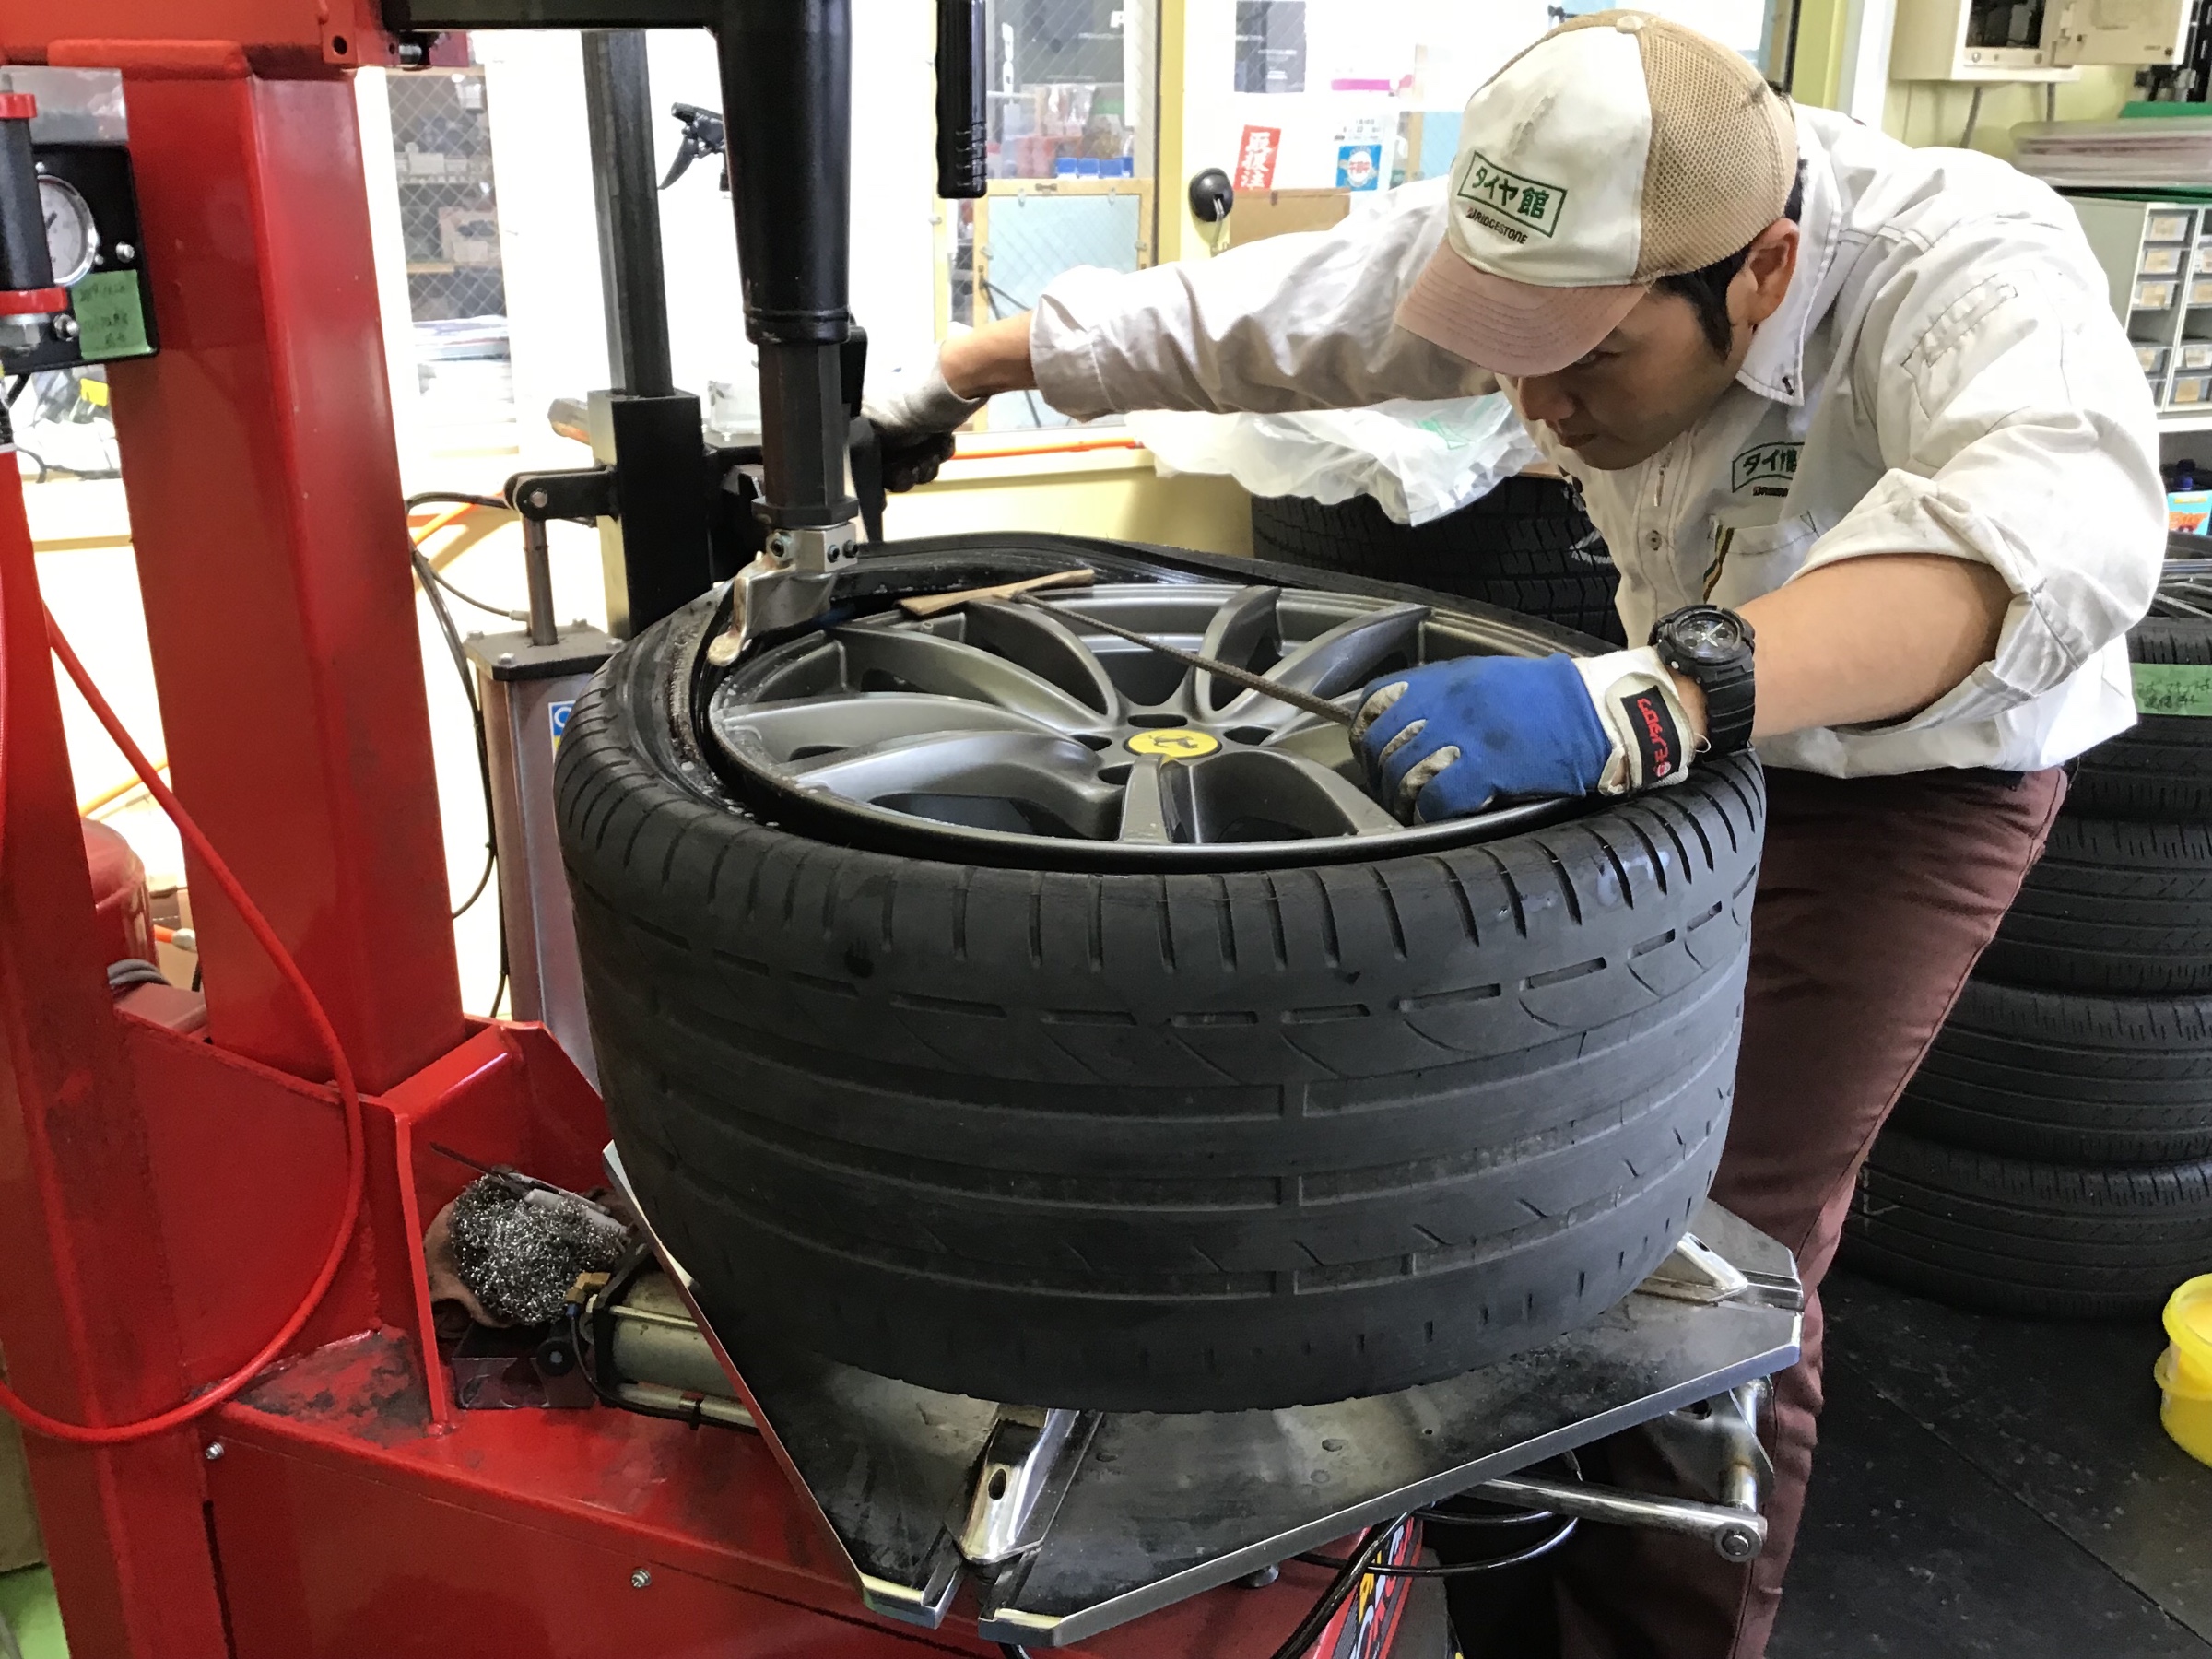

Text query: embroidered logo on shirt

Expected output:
[1618,688,1682,783]
[1455,148,1568,240]
[1731,441,1801,496]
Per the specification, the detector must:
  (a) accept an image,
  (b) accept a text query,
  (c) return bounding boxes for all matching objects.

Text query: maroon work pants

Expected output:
[1546,764,2068,1659]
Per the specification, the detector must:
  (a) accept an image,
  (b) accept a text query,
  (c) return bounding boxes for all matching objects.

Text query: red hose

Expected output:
[0,610,366,1445]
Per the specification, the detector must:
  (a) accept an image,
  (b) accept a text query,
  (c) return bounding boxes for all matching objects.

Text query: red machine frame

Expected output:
[0,13,1353,1655]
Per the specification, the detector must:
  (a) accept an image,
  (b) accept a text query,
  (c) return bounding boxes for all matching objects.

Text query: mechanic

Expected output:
[867,10,2162,1657]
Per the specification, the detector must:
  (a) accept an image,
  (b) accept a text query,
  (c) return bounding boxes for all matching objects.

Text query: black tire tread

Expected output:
[1983,816,2212,994]
[1891,978,2212,1163]
[1249,481,1626,645]
[2069,614,2212,821]
[1844,1129,2212,1318]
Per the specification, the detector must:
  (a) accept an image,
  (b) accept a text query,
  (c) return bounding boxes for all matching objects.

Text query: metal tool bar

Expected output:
[1019,594,1359,725]
[519,517,559,647]
[1472,1474,1766,1563]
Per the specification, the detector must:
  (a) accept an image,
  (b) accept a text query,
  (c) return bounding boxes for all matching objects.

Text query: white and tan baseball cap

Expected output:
[1396,10,1797,377]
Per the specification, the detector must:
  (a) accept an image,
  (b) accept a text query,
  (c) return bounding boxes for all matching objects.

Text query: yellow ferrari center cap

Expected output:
[1125,729,1220,759]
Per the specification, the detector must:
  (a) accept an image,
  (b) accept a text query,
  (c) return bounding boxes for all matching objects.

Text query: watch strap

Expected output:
[1651,606,1757,756]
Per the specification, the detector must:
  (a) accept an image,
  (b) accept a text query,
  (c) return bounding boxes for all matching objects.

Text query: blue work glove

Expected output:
[1351,649,1701,823]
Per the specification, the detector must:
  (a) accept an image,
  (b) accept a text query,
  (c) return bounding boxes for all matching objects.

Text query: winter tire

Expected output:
[1249,478,1626,645]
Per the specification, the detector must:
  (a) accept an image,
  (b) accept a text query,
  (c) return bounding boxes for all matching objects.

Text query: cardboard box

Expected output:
[0,1415,42,1574]
[1227,188,1351,248]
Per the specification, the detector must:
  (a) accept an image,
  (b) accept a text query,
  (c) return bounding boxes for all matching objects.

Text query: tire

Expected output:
[559,585,1765,1412]
[1249,478,1627,645]
[2069,615,2212,820]
[1981,817,2212,995]
[1843,1127,2212,1319]
[1890,980,2212,1164]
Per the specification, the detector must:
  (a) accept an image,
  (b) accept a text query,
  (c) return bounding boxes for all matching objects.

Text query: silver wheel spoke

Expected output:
[1213,602,1427,733]
[964,600,1124,722]
[1184,749,1404,841]
[791,730,1122,841]
[1116,757,1182,843]
[1265,717,1359,771]
[832,625,1111,734]
[1191,586,1282,714]
[712,693,1067,764]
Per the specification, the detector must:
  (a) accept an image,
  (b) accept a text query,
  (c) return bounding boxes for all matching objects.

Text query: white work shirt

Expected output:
[1029,105,2164,777]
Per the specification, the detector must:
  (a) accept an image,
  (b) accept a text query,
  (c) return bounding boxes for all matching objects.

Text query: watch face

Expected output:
[40,176,99,288]
[1672,611,1744,665]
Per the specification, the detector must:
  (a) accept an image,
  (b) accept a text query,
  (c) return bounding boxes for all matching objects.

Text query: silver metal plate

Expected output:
[605,1146,1801,1649]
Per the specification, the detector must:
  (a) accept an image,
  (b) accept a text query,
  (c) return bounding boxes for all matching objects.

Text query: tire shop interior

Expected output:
[1,1,2210,1657]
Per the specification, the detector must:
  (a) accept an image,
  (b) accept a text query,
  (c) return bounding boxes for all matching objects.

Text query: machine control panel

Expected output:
[0,68,157,376]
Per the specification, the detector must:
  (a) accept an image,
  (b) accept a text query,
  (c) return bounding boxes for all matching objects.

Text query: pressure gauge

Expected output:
[39,175,99,288]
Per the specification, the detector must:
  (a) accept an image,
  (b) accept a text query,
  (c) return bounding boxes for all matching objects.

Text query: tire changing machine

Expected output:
[0,4,1803,1654]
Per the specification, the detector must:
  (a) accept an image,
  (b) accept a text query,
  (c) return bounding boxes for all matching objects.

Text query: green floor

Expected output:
[0,1568,65,1659]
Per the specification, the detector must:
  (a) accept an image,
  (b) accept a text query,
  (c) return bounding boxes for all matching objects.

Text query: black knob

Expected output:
[1187,168,1235,227]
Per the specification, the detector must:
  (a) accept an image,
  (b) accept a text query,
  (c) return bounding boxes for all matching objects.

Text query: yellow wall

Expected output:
[1883,66,2138,154]
[887,452,1253,557]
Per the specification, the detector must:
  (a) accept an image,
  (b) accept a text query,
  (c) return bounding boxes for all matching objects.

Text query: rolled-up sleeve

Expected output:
[1795,218,2163,732]
[1030,178,1496,420]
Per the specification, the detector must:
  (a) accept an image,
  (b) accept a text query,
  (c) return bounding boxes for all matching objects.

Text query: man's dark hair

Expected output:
[1653,162,1806,357]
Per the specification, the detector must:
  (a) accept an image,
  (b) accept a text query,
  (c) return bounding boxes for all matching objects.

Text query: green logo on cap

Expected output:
[1455,147,1568,239]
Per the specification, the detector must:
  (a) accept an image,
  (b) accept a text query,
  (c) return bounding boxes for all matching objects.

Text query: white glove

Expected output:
[862,359,987,441]
[861,360,988,491]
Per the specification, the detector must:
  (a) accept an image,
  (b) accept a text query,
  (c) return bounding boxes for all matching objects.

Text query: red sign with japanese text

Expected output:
[1233,125,1281,192]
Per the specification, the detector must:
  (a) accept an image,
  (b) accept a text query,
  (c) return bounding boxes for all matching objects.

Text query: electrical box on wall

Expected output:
[2054,0,2194,65]
[1892,0,2190,81]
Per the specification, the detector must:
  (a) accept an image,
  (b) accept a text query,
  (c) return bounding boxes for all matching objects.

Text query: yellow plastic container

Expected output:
[2157,1274,2212,1467]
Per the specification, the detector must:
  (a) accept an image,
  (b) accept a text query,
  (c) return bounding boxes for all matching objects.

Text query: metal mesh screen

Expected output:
[382,65,514,451]
[385,68,509,324]
[983,0,1151,181]
[951,0,1156,429]
[983,194,1143,312]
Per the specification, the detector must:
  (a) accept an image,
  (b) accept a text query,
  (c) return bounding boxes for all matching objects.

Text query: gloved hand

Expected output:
[862,360,989,492]
[1352,648,1701,822]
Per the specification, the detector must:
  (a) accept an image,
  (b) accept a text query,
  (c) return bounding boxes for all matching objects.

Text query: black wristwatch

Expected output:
[1650,605,1757,755]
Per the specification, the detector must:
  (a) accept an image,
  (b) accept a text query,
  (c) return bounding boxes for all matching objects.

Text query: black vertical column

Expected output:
[715,0,855,532]
[581,28,708,638]
[935,0,988,200]
[581,29,675,396]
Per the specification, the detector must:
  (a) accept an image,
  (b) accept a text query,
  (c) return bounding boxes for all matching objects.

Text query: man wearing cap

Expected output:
[868,10,2161,1656]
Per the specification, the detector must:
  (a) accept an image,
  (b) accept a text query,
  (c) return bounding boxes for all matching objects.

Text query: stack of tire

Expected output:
[1846,577,2212,1318]
[1249,477,1627,644]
